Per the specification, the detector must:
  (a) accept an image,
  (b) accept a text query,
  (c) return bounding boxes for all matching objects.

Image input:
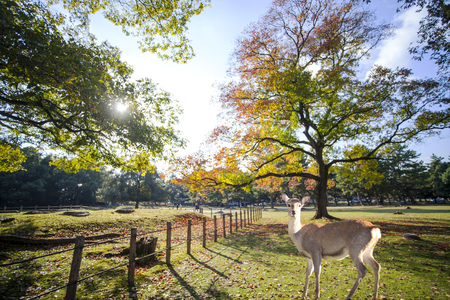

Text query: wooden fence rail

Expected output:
[0,208,262,300]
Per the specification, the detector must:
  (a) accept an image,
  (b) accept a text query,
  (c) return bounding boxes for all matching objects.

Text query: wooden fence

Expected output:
[0,207,262,300]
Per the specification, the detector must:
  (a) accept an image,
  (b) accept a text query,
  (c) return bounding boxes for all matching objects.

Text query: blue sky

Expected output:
[90,0,450,163]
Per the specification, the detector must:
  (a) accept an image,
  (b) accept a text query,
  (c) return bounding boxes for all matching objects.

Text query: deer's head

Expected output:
[281,193,310,218]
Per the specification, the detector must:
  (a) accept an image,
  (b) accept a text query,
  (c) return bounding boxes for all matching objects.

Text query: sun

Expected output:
[116,103,127,112]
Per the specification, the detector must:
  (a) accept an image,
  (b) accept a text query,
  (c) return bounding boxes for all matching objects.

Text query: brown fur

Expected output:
[281,194,381,300]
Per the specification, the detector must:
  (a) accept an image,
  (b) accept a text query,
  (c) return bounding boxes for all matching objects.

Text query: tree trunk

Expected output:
[312,171,337,219]
[357,191,365,206]
[225,190,229,205]
[374,193,380,206]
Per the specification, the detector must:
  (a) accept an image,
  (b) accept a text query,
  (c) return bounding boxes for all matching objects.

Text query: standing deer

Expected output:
[281,193,381,300]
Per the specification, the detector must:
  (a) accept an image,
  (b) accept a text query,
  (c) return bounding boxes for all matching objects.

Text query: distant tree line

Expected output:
[197,145,450,207]
[0,147,190,208]
[1,146,449,208]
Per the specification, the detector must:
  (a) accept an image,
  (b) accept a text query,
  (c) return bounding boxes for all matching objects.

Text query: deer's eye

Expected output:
[287,204,291,207]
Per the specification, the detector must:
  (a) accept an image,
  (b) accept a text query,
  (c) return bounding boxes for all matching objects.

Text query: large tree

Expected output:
[171,0,449,219]
[1,0,189,172]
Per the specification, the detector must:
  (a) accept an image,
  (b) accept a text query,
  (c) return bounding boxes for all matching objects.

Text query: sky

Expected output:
[89,0,450,164]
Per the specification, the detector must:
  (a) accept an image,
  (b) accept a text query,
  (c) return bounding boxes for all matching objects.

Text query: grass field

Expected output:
[0,205,449,299]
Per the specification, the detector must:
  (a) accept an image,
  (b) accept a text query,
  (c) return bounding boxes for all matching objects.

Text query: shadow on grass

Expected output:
[167,264,203,300]
[188,252,230,279]
[374,219,450,237]
[215,223,299,262]
[0,218,39,236]
[0,260,38,299]
[330,205,450,215]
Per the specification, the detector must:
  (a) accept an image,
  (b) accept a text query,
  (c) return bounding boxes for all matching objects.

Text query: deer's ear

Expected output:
[301,196,310,206]
[280,193,290,203]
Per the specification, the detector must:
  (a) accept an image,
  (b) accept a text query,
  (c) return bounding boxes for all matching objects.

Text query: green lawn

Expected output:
[1,205,449,299]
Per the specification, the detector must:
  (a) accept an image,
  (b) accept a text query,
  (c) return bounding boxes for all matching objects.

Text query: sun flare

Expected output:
[116,103,127,112]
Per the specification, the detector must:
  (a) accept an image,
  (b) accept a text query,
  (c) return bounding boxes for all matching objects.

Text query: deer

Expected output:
[280,193,381,300]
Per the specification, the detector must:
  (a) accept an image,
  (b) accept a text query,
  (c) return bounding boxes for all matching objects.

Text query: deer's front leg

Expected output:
[312,254,322,299]
[302,258,314,299]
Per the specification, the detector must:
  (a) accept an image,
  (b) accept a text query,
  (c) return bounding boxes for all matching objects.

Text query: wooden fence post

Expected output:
[240,210,242,229]
[65,236,85,300]
[243,210,246,227]
[229,214,233,234]
[166,222,171,265]
[202,217,206,248]
[214,216,217,242]
[34,205,37,211]
[187,219,192,255]
[235,212,238,231]
[222,214,226,238]
[128,228,137,286]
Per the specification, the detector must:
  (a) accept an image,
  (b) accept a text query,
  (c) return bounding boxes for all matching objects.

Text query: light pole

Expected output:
[76,183,82,206]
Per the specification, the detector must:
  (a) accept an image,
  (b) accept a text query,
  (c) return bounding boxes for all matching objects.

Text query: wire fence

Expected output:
[0,207,263,299]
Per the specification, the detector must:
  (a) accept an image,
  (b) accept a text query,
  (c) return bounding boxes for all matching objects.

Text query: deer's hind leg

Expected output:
[346,255,367,300]
[363,249,381,300]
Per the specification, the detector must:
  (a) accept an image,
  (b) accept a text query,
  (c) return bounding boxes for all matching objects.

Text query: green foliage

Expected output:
[1,0,186,172]
[336,145,384,196]
[162,180,191,204]
[428,154,450,198]
[52,0,210,63]
[442,163,450,185]
[335,145,431,204]
[0,147,103,206]
[0,143,26,172]
[376,145,429,202]
[98,169,168,206]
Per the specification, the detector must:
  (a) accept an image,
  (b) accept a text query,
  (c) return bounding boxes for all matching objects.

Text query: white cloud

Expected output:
[371,7,426,70]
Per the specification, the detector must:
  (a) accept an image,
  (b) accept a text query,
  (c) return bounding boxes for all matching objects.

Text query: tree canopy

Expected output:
[171,0,450,219]
[1,0,193,172]
[50,0,210,63]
